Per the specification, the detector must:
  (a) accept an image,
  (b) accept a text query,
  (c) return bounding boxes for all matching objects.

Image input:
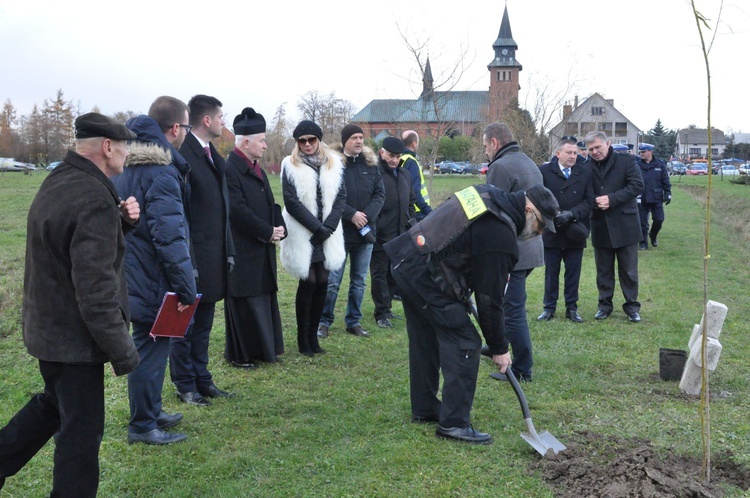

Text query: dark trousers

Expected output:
[504,269,533,379]
[170,300,215,394]
[593,243,640,314]
[543,247,584,312]
[0,361,104,497]
[370,248,397,320]
[392,257,482,428]
[638,202,665,242]
[128,320,170,434]
[295,262,328,354]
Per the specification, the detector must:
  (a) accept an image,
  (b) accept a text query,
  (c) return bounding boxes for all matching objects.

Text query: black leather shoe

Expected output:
[386,312,402,320]
[594,309,610,320]
[436,425,493,444]
[346,325,370,337]
[480,344,492,358]
[639,242,648,250]
[156,411,183,429]
[650,236,658,247]
[537,310,555,321]
[317,324,329,338]
[566,309,584,323]
[411,414,440,424]
[199,384,235,399]
[177,391,211,406]
[376,318,393,328]
[627,312,642,323]
[128,428,187,445]
[230,360,257,369]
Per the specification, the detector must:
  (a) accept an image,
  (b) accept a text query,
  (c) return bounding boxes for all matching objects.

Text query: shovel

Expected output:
[468,295,565,456]
[498,368,566,456]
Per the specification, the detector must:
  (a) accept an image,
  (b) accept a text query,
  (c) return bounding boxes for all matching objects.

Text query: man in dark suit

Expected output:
[171,95,236,406]
[538,137,595,323]
[584,131,644,323]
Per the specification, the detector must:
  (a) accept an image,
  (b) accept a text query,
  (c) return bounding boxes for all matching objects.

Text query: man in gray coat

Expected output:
[483,122,543,381]
[0,113,140,497]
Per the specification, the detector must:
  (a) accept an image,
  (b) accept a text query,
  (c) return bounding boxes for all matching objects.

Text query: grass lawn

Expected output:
[1,169,749,496]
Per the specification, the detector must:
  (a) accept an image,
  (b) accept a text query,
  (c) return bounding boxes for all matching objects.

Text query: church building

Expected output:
[351,5,522,141]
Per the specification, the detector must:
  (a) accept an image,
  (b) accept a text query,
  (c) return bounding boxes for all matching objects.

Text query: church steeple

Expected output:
[421,57,434,99]
[487,4,522,121]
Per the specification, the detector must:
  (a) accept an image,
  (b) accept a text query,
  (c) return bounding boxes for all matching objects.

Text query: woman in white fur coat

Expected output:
[280,120,347,356]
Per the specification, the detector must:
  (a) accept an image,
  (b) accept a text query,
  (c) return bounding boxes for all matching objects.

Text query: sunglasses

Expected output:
[297,136,319,146]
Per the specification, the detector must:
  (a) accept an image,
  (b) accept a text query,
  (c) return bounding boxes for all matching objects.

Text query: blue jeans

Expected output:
[320,242,373,329]
[504,269,533,379]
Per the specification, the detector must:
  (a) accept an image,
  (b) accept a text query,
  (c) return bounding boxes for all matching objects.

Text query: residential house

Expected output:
[675,128,726,161]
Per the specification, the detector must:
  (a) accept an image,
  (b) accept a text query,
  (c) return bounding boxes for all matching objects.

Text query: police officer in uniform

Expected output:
[636,143,671,249]
[384,184,559,444]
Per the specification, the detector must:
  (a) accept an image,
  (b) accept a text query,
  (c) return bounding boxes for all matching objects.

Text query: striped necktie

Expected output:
[563,167,570,179]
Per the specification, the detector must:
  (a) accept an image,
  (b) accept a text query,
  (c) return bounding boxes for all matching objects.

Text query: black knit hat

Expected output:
[233,107,265,135]
[340,124,363,146]
[293,120,323,140]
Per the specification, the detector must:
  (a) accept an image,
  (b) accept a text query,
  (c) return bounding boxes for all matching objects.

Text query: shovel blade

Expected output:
[520,430,566,457]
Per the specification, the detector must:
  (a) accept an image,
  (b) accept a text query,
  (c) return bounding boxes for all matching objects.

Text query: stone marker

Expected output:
[679,300,728,395]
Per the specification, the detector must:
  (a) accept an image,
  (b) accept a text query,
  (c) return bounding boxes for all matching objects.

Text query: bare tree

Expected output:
[396,23,476,189]
[297,91,355,142]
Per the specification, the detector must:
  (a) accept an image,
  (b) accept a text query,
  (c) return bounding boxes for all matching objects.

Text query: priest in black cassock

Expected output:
[224,108,286,366]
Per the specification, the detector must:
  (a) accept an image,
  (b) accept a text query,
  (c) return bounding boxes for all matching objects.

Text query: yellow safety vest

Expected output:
[400,153,430,211]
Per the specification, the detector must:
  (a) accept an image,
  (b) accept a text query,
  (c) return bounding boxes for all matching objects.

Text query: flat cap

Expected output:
[382,137,405,155]
[526,184,560,233]
[638,143,655,152]
[75,112,136,140]
[233,107,266,135]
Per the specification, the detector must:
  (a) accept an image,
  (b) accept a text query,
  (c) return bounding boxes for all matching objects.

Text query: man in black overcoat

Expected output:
[538,137,594,323]
[224,108,287,365]
[171,95,236,406]
[585,132,644,322]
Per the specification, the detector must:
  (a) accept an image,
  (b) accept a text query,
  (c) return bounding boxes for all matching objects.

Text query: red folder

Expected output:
[149,292,201,339]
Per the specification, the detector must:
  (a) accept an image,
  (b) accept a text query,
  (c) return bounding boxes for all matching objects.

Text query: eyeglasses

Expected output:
[531,209,543,228]
[297,136,318,146]
[179,124,193,134]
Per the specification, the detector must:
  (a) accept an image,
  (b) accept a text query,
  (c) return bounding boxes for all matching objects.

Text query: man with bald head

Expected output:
[0,113,140,496]
[401,130,431,221]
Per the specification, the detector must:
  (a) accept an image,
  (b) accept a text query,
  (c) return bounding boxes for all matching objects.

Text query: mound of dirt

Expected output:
[531,431,750,497]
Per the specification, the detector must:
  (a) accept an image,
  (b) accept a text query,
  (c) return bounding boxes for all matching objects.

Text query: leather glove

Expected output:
[554,210,575,230]
[665,195,671,206]
[310,225,332,245]
[227,256,235,274]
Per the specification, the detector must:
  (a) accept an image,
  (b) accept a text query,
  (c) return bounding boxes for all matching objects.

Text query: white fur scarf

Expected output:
[279,155,346,279]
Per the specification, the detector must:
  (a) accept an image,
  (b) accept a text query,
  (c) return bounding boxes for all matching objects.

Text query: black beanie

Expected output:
[293,120,323,140]
[340,124,363,146]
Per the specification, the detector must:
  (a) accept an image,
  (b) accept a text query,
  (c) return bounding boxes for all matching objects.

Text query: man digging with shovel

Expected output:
[384,184,558,444]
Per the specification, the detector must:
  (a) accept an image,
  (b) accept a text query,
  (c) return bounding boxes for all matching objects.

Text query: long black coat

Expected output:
[180,133,235,303]
[225,150,285,297]
[539,156,595,249]
[589,149,644,248]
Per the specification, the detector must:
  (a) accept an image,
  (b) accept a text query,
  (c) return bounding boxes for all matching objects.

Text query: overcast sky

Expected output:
[1,0,748,136]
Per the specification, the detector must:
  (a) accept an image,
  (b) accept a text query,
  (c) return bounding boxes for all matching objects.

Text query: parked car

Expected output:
[438,162,465,174]
[718,165,740,176]
[46,161,63,171]
[479,163,489,175]
[738,164,749,175]
[669,161,687,175]
[686,163,708,175]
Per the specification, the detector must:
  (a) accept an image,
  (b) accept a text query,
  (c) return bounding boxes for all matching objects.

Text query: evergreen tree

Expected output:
[0,99,20,158]
[644,119,677,161]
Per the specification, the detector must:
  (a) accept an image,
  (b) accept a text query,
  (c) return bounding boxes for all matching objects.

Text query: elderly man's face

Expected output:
[245,133,267,161]
[380,148,401,169]
[587,138,610,161]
